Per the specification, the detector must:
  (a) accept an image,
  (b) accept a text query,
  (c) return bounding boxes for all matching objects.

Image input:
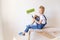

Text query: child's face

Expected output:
[39,8,44,14]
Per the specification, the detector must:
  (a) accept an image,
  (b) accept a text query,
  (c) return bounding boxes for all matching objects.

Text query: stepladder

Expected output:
[27,28,56,40]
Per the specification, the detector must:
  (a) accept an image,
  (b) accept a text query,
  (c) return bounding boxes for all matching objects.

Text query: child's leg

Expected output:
[19,24,37,36]
[24,24,37,33]
[37,24,46,29]
[24,25,31,33]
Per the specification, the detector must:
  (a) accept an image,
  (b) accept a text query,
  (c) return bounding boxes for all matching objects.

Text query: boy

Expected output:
[19,5,47,36]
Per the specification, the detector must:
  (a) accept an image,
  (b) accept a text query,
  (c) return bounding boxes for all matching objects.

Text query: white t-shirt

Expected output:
[34,13,47,24]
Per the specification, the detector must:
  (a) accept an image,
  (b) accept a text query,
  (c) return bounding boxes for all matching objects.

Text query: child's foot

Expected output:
[19,32,25,36]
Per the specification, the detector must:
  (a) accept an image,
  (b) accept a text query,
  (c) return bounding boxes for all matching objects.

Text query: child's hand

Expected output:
[32,15,40,24]
[32,15,38,19]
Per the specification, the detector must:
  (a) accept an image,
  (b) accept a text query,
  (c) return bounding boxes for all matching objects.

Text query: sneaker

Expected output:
[19,32,25,36]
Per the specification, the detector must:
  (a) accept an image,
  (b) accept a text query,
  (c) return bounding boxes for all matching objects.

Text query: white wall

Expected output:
[1,0,60,40]
[0,13,4,40]
[0,18,4,40]
[0,0,4,40]
[0,19,4,40]
[1,0,16,40]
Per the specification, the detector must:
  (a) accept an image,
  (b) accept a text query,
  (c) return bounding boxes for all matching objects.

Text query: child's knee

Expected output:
[26,25,31,28]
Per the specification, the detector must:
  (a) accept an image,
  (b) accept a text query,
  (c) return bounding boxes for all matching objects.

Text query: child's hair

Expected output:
[39,5,45,10]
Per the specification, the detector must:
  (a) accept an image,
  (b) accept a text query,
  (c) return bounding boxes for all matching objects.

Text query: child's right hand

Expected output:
[32,15,38,19]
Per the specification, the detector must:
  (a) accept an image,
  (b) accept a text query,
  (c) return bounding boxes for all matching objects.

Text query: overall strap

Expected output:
[43,15,47,24]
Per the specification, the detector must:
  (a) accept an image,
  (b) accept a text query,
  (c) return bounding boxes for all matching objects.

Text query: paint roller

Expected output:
[26,8,40,24]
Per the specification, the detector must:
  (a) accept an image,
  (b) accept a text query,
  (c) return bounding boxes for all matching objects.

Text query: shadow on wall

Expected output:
[47,10,58,27]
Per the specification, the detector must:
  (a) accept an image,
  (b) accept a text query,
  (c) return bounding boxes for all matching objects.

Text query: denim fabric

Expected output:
[24,23,46,32]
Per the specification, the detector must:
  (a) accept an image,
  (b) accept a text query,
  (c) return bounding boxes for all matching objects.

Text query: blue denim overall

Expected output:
[24,15,47,32]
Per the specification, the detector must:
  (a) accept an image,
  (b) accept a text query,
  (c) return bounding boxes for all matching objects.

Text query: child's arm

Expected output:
[32,15,42,24]
[31,18,35,24]
[31,15,37,24]
[35,20,42,24]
